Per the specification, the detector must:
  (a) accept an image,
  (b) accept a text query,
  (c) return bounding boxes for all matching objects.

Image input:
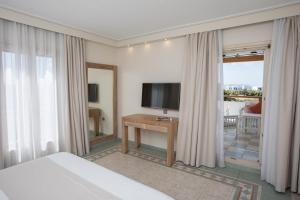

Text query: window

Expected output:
[36,56,58,151]
[2,52,58,152]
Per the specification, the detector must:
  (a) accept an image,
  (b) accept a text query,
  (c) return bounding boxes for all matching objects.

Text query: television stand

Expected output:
[122,114,178,167]
[88,107,101,135]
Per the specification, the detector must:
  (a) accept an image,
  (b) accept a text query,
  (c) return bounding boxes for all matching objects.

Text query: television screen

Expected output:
[141,83,180,110]
[88,84,98,102]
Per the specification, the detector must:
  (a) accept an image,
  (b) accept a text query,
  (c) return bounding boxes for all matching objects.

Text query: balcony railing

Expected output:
[224,95,262,102]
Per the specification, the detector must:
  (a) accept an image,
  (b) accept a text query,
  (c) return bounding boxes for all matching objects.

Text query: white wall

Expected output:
[117,38,184,148]
[116,21,273,149]
[86,41,117,65]
[224,102,247,116]
[88,68,114,134]
[223,21,273,48]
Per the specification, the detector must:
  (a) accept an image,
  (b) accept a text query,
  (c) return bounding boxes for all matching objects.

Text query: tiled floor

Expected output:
[89,139,300,200]
[224,128,259,161]
[89,131,112,140]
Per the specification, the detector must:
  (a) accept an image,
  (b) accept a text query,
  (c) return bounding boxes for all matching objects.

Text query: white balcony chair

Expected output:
[224,115,238,128]
[236,113,261,139]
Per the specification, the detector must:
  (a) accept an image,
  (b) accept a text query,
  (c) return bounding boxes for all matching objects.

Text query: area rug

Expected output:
[85,146,261,200]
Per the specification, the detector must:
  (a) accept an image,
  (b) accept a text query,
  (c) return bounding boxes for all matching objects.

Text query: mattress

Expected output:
[0,152,173,200]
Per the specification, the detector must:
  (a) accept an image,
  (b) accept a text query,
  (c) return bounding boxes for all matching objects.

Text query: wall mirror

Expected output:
[86,62,117,145]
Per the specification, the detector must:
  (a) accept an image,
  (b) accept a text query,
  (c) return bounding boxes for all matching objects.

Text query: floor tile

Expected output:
[224,128,259,162]
[242,151,259,161]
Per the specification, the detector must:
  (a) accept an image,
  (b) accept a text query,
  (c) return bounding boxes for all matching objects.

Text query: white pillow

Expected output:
[0,190,9,200]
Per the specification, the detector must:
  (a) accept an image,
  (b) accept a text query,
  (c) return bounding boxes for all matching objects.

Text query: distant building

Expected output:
[224,84,262,91]
[251,86,262,91]
[224,84,252,90]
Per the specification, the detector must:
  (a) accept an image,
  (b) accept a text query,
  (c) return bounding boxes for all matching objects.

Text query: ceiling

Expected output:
[0,0,297,41]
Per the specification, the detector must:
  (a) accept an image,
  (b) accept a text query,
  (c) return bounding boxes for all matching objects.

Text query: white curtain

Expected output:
[0,19,71,169]
[261,16,300,193]
[176,30,224,168]
[259,48,270,163]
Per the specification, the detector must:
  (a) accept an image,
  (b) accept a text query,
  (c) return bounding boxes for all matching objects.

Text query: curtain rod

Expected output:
[125,36,271,52]
[223,42,271,53]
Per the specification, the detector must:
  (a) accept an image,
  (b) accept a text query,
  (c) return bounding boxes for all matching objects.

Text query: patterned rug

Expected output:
[85,146,261,200]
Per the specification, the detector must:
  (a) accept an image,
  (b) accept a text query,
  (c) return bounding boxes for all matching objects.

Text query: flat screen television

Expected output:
[141,83,180,110]
[88,84,98,102]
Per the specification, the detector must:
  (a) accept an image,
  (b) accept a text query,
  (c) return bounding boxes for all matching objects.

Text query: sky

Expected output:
[223,61,264,87]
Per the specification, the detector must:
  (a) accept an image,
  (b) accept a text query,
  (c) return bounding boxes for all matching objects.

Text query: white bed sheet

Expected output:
[48,152,173,200]
[0,190,9,200]
[0,152,173,200]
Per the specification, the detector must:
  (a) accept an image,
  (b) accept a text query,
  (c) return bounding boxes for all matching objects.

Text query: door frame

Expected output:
[223,54,265,168]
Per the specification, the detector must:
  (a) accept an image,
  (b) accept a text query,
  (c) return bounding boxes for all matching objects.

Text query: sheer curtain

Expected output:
[176,30,224,168]
[0,19,70,168]
[261,16,300,193]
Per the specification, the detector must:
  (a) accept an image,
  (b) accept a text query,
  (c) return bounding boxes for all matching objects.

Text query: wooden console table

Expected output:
[89,108,101,135]
[122,114,178,167]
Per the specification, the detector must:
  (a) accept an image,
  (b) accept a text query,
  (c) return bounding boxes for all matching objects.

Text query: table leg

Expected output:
[166,125,175,167]
[95,114,100,136]
[122,124,128,153]
[135,128,141,148]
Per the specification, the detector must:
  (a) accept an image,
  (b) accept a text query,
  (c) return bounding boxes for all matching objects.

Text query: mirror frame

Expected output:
[86,62,118,145]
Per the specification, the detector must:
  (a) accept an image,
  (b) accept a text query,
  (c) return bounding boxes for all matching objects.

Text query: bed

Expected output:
[0,152,173,200]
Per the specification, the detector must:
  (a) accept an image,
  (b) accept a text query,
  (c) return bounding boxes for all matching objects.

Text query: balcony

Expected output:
[224,95,261,162]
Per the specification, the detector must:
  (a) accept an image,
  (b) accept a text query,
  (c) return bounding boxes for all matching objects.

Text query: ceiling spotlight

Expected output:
[144,41,150,48]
